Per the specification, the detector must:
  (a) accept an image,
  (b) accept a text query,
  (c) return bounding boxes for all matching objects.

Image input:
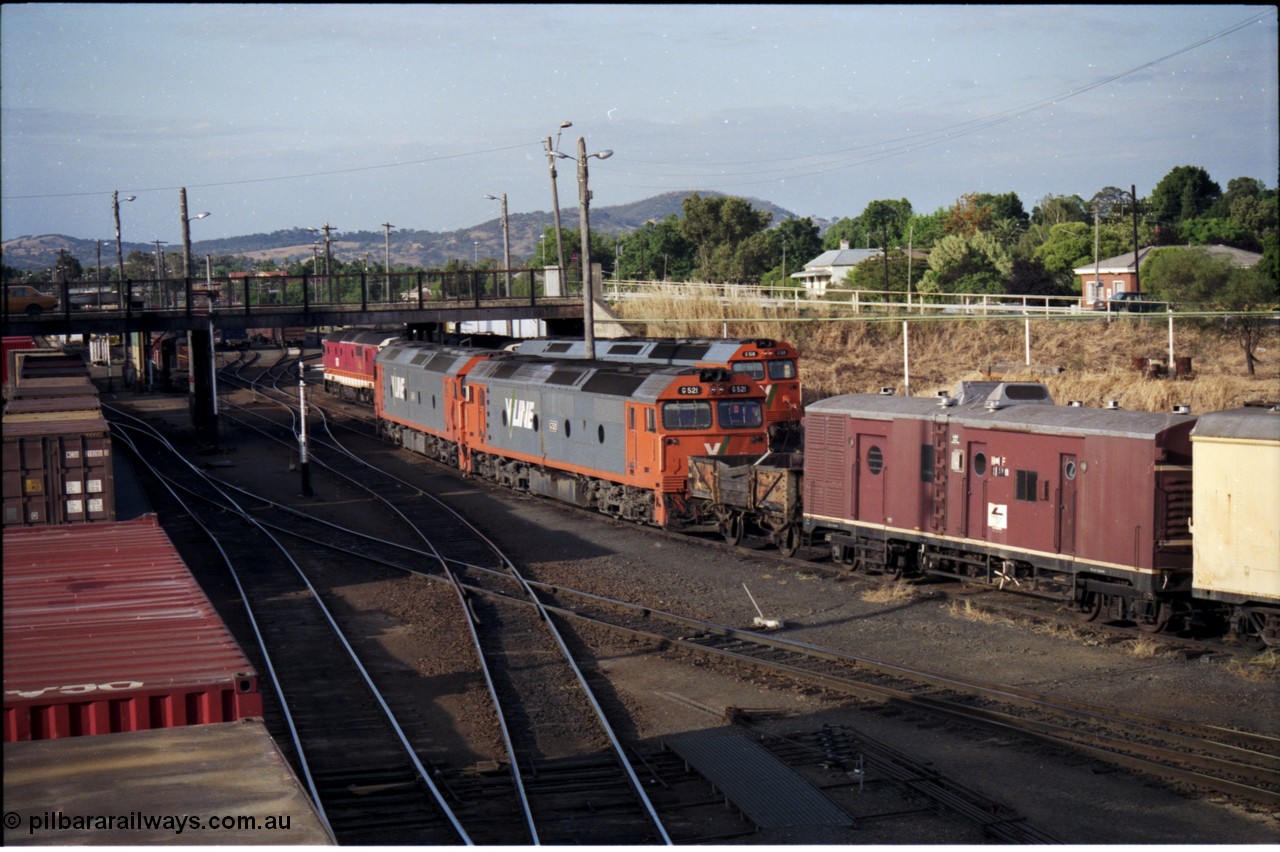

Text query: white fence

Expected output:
[600,279,1148,317]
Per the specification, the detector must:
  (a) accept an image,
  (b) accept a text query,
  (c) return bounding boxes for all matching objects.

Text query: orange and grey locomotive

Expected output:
[374,343,772,528]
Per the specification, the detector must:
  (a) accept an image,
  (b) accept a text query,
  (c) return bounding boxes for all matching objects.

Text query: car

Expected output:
[1100,292,1163,313]
[5,285,58,317]
[69,289,146,311]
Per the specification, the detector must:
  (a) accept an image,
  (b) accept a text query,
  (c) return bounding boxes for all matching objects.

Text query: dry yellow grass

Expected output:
[1226,648,1280,682]
[610,288,1280,413]
[860,582,919,605]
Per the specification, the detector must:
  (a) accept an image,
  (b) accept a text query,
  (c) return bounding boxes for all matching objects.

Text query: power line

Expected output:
[610,10,1276,187]
[2,141,541,201]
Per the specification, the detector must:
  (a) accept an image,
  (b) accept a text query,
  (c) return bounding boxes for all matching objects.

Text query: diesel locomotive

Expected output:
[374,339,771,527]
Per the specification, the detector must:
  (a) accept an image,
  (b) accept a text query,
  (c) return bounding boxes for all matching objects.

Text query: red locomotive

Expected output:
[323,328,401,404]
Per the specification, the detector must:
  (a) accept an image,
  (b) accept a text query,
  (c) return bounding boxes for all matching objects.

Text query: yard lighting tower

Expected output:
[483,194,511,296]
[555,138,612,358]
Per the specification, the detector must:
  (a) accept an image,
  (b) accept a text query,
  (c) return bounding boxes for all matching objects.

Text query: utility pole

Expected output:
[545,121,572,276]
[382,222,394,302]
[576,137,596,359]
[180,187,193,280]
[1131,184,1141,294]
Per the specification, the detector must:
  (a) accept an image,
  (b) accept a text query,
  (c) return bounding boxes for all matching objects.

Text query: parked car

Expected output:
[69,289,146,311]
[1099,292,1163,313]
[5,285,58,317]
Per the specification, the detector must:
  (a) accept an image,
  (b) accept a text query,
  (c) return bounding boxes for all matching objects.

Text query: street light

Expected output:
[554,138,613,358]
[179,187,211,280]
[483,193,511,296]
[306,224,336,301]
[474,241,479,265]
[544,120,572,277]
[381,222,394,302]
[112,191,138,390]
[152,240,169,282]
[113,191,137,284]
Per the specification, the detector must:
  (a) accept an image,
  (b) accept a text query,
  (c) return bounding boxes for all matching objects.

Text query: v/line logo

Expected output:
[505,396,536,429]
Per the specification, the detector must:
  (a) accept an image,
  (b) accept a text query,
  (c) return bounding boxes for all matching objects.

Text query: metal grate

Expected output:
[664,730,852,828]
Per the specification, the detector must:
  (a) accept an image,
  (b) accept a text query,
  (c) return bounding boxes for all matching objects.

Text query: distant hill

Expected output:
[1,191,800,273]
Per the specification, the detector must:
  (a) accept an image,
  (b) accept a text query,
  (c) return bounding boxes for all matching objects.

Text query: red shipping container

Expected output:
[3,516,262,741]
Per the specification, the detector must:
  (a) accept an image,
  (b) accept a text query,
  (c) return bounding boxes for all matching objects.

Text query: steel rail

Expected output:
[106,408,474,844]
[206,375,672,844]
[105,422,337,845]
[515,588,1280,807]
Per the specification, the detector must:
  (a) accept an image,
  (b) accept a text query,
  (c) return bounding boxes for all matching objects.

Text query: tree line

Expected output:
[6,164,1276,312]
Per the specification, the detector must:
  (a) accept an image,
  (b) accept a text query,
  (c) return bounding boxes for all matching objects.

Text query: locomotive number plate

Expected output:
[678,386,703,395]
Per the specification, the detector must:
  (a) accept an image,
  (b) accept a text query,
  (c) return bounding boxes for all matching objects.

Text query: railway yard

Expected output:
[4,340,1279,846]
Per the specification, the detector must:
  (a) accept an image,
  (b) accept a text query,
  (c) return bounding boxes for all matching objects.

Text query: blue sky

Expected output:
[2,4,1276,245]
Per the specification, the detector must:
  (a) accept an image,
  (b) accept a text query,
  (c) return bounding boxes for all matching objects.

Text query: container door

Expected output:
[965,441,989,539]
[1057,453,1079,555]
[852,433,887,522]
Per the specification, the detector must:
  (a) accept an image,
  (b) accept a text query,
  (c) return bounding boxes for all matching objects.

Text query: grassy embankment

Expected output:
[606,284,1280,413]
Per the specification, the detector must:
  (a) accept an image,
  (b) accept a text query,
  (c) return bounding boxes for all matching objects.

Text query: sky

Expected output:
[2,4,1277,247]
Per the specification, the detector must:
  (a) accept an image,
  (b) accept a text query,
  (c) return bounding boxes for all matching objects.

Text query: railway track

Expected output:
[182,352,674,845]
[523,579,1280,809]
[275,354,1280,811]
[105,349,1275,842]
[207,352,1076,840]
[105,411,469,844]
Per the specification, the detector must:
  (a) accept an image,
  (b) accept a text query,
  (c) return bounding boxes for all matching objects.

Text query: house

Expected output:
[793,241,882,297]
[1073,244,1263,308]
[1073,247,1155,308]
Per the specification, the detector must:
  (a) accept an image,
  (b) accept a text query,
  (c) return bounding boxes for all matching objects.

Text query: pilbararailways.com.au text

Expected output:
[7,810,296,835]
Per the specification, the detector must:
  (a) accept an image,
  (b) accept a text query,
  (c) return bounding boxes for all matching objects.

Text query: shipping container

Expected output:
[1,336,36,386]
[2,408,115,526]
[10,349,89,382]
[3,720,334,845]
[3,516,263,741]
[1191,407,1280,605]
